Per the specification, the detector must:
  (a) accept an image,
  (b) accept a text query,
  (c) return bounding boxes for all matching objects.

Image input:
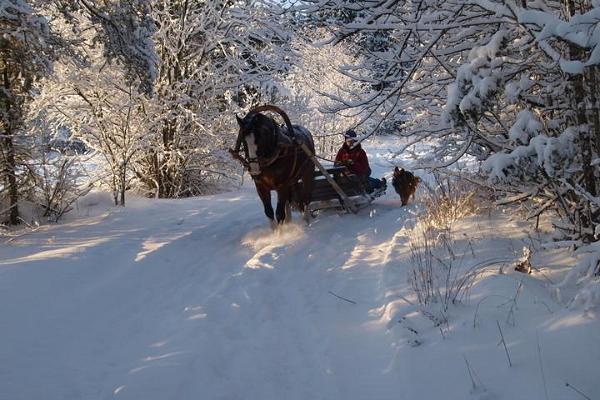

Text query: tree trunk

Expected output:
[587,66,600,164]
[1,67,19,225]
[3,129,19,225]
[565,0,596,240]
[159,120,175,198]
[120,164,126,206]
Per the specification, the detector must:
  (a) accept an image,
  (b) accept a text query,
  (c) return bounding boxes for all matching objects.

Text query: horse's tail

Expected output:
[247,105,294,139]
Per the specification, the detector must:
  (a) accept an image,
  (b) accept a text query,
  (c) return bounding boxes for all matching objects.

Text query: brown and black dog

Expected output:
[392,167,420,206]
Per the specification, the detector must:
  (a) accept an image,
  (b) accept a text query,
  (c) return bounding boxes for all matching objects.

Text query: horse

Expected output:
[231,105,315,227]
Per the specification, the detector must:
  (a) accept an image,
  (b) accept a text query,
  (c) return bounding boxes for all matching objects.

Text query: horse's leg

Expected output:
[255,184,275,227]
[285,202,293,223]
[275,187,291,224]
[300,166,314,224]
[401,193,409,206]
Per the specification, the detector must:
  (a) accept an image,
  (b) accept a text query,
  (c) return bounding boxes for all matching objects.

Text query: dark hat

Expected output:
[344,129,357,139]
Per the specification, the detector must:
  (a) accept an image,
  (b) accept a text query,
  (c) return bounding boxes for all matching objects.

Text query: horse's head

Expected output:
[235,112,280,176]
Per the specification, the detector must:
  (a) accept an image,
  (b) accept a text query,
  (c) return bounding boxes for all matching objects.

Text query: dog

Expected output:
[392,167,420,206]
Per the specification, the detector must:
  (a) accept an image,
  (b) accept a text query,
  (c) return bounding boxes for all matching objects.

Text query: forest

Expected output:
[1,1,599,398]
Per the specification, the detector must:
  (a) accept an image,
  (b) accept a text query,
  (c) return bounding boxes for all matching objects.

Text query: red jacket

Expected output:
[334,143,371,177]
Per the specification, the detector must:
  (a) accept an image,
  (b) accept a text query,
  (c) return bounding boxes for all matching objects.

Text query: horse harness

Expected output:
[230,127,311,185]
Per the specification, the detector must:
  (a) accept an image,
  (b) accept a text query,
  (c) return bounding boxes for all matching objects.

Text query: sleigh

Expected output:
[293,158,386,215]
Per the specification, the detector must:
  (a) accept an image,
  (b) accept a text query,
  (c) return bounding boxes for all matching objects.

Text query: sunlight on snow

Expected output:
[241,223,305,252]
[129,351,186,374]
[365,302,416,331]
[244,250,277,269]
[341,232,398,270]
[134,232,192,262]
[184,305,208,320]
[113,385,126,395]
[187,313,208,320]
[241,223,306,269]
[0,237,112,265]
[142,352,185,362]
[545,315,592,331]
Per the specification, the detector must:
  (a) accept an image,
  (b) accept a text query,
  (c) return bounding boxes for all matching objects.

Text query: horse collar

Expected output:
[246,127,296,176]
[249,145,288,177]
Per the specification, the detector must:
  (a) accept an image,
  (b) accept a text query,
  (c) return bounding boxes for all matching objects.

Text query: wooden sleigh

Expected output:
[294,143,386,215]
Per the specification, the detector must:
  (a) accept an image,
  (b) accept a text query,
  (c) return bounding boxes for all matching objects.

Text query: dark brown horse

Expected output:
[231,105,315,226]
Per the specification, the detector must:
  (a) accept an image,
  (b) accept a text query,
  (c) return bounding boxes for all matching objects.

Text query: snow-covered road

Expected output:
[0,180,421,399]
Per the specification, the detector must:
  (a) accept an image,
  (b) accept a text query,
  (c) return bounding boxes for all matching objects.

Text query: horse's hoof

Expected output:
[301,210,313,225]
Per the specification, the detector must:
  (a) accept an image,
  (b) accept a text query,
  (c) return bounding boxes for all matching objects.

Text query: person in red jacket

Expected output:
[334,129,386,194]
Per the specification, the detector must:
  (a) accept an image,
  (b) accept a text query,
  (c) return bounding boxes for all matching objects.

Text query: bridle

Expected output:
[230,105,300,177]
[231,125,292,176]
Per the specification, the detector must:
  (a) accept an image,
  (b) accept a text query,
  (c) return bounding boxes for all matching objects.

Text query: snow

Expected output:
[1,137,599,400]
[508,110,543,145]
[505,75,533,104]
[467,30,507,61]
[442,30,510,126]
[572,278,600,310]
[519,7,600,73]
[484,123,577,181]
[0,0,32,20]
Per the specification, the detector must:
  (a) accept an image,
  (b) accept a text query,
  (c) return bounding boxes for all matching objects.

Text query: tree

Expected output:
[39,60,150,206]
[33,0,298,203]
[277,27,364,157]
[0,0,62,224]
[0,0,157,223]
[137,0,296,197]
[294,0,600,243]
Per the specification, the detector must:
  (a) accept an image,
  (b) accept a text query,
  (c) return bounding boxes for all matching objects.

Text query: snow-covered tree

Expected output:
[444,1,600,243]
[136,0,296,197]
[0,0,157,224]
[31,0,298,202]
[0,0,62,224]
[277,27,364,158]
[292,0,599,244]
[41,63,150,206]
[52,0,158,93]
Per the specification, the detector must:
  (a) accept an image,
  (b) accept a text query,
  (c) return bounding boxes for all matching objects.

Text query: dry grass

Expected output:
[419,173,482,233]
[408,174,487,312]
